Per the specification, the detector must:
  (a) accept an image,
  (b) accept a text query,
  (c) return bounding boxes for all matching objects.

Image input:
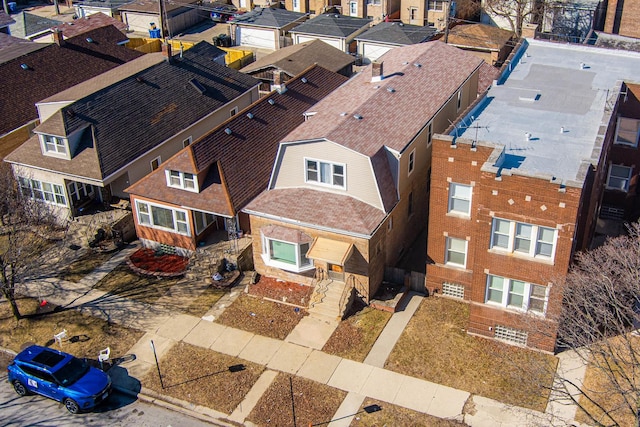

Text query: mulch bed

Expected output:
[247,275,314,307]
[127,248,189,277]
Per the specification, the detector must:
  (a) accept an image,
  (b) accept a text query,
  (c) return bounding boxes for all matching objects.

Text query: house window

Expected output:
[606,164,633,192]
[428,0,445,10]
[230,107,238,117]
[135,200,190,235]
[349,1,357,16]
[494,325,528,346]
[18,177,66,206]
[261,234,313,273]
[67,182,94,203]
[408,192,413,217]
[408,150,415,175]
[305,159,345,188]
[367,0,381,4]
[183,137,192,148]
[445,237,467,267]
[166,170,197,192]
[194,211,215,235]
[427,122,433,146]
[448,183,472,216]
[150,156,161,171]
[457,91,462,111]
[293,0,299,9]
[615,117,640,147]
[442,282,465,299]
[485,274,548,314]
[410,7,418,20]
[490,218,557,259]
[42,135,67,156]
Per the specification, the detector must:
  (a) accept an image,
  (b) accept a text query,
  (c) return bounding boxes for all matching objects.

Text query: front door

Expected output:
[327,263,344,281]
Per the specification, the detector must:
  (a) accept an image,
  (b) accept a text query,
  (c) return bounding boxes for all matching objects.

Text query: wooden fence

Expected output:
[385,267,426,294]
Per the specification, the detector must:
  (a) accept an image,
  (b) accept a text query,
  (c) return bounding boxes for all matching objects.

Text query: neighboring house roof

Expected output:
[453,39,640,184]
[0,10,15,28]
[6,42,260,181]
[0,33,47,64]
[443,23,515,51]
[477,61,500,95]
[51,12,128,38]
[9,12,62,39]
[355,22,437,45]
[126,65,349,217]
[231,7,307,29]
[591,31,640,53]
[289,13,371,38]
[0,24,143,138]
[240,39,354,76]
[246,41,484,235]
[118,0,196,14]
[75,0,135,9]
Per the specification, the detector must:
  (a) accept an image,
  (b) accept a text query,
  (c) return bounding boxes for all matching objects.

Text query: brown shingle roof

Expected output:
[126,65,349,216]
[0,25,143,138]
[445,23,515,51]
[51,12,128,38]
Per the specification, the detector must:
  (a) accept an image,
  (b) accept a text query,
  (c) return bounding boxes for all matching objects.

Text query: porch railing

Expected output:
[309,267,330,308]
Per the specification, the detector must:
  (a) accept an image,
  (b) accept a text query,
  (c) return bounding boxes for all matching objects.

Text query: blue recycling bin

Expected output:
[149,28,161,38]
[8,2,17,12]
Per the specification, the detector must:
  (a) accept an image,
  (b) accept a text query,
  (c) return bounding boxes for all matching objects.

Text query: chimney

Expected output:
[53,29,64,46]
[521,23,538,39]
[371,61,384,82]
[162,42,173,63]
[273,70,287,93]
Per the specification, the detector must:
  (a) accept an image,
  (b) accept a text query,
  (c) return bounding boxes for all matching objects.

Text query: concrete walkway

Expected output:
[15,243,587,427]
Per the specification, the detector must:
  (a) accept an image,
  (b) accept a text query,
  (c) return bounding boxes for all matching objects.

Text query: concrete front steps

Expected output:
[309,279,348,320]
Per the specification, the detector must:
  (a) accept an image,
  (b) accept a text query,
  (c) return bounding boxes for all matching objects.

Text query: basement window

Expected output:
[494,325,528,346]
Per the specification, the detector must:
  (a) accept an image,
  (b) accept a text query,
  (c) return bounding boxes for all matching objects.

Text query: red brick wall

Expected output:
[605,0,640,38]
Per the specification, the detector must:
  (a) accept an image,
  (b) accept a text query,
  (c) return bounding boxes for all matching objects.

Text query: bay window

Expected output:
[261,234,313,273]
[135,200,189,235]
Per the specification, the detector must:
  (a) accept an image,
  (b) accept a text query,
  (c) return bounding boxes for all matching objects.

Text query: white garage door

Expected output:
[362,43,392,63]
[123,12,159,34]
[236,27,276,50]
[296,35,343,52]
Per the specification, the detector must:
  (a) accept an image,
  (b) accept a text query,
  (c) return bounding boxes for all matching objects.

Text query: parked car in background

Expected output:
[209,2,237,22]
[7,345,111,414]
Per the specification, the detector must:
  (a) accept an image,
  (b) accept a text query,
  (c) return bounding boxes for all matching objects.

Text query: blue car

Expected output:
[7,345,111,414]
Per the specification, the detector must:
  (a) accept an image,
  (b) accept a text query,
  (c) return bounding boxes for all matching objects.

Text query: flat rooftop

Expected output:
[455,38,640,185]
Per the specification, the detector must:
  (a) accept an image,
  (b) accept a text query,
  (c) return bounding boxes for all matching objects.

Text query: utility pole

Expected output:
[158,0,165,39]
[444,0,452,43]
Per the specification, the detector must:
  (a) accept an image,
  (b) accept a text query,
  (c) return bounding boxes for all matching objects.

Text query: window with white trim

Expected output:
[494,325,528,346]
[428,0,445,10]
[150,156,161,171]
[67,181,94,203]
[261,234,313,273]
[305,159,345,188]
[445,237,467,267]
[194,211,215,235]
[41,135,67,156]
[182,136,192,148]
[135,200,189,235]
[230,107,238,117]
[18,177,66,206]
[448,183,471,216]
[491,218,557,259]
[349,1,357,16]
[442,282,465,299]
[606,164,633,192]
[367,0,381,4]
[485,274,548,314]
[408,150,415,175]
[166,170,197,192]
[615,117,640,147]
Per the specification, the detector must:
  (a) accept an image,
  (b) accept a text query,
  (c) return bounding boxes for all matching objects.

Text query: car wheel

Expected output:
[12,380,28,397]
[64,398,80,414]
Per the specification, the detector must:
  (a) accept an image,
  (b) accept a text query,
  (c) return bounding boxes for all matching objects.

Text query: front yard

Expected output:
[385,297,557,412]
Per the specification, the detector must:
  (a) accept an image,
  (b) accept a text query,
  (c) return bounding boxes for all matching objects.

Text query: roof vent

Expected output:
[66,108,75,118]
[20,63,30,70]
[387,87,395,93]
[340,112,348,116]
[86,37,94,43]
[525,132,531,141]
[189,78,206,95]
[353,114,363,120]
[247,112,254,119]
[580,62,587,69]
[399,22,404,26]
[268,99,275,105]
[334,14,339,18]
[136,76,145,84]
[224,128,232,135]
[414,63,422,68]
[301,77,308,83]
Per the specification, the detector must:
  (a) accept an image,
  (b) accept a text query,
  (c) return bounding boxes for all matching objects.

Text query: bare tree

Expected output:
[0,163,62,321]
[483,0,546,36]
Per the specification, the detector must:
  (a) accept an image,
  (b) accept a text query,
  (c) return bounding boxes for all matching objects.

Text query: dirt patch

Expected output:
[323,300,392,362]
[94,264,181,304]
[142,342,263,415]
[215,294,307,340]
[183,286,228,317]
[0,350,14,371]
[385,297,557,412]
[350,398,468,426]
[0,296,143,361]
[57,250,115,282]
[247,275,314,307]
[247,373,346,426]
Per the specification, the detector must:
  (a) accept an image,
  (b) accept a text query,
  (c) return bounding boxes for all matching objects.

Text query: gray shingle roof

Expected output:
[289,13,371,38]
[231,7,307,28]
[355,22,437,45]
[9,12,61,39]
[0,10,15,28]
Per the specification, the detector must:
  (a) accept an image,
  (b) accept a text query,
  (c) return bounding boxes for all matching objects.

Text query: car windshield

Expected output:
[52,357,89,386]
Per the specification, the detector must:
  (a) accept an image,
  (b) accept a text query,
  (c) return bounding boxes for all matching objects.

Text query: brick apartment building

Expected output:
[426,38,640,352]
[604,0,640,39]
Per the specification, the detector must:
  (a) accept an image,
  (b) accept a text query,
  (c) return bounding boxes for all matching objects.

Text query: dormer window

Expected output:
[305,158,345,189]
[41,134,68,157]
[167,170,197,192]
